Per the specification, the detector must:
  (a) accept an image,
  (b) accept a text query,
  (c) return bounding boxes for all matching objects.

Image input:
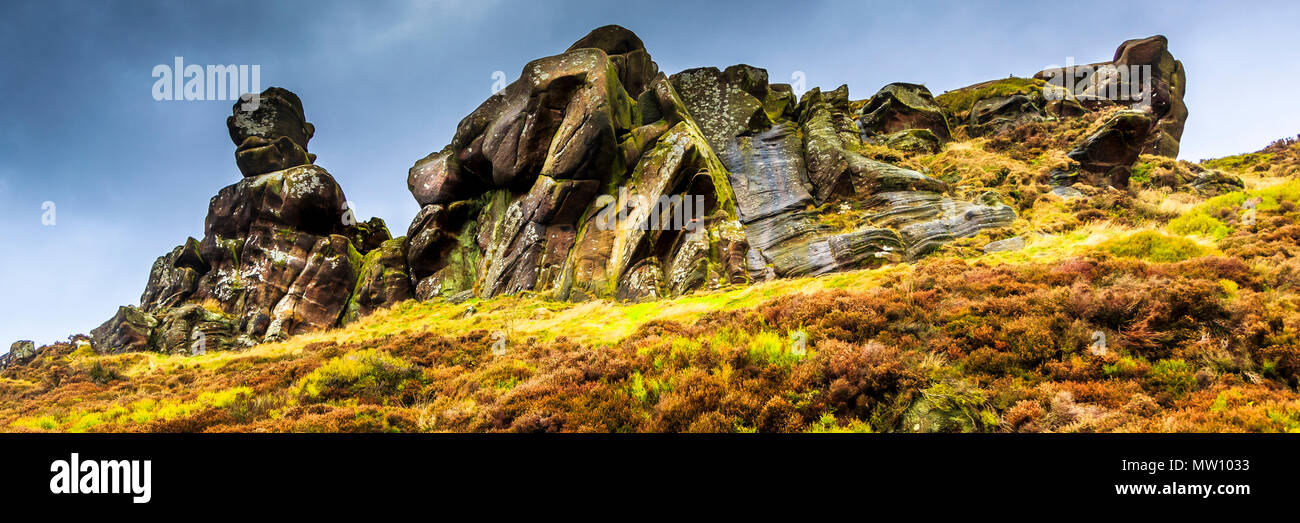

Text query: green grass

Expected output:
[1202,152,1275,173]
[296,349,419,402]
[746,330,808,367]
[1097,231,1210,262]
[935,77,1045,116]
[1167,179,1300,239]
[1150,359,1197,399]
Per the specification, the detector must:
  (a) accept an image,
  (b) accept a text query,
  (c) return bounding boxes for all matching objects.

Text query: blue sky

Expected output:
[2,0,1297,348]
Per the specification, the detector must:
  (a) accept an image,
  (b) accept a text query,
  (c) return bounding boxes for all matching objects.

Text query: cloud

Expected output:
[342,0,502,54]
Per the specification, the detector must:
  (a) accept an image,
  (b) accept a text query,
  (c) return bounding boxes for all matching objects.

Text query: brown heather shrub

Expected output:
[820,340,925,426]
[1004,399,1045,432]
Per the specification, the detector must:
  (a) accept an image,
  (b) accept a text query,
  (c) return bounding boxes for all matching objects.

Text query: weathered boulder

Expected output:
[968,93,1043,136]
[265,234,362,340]
[139,241,203,312]
[1114,35,1187,157]
[201,164,349,243]
[1066,110,1153,186]
[8,341,36,362]
[347,217,392,255]
[228,87,317,177]
[876,128,942,154]
[670,65,772,152]
[407,201,482,301]
[984,236,1026,253]
[567,24,659,97]
[857,83,951,140]
[477,176,600,297]
[409,148,476,207]
[562,119,739,300]
[194,163,354,333]
[1033,35,1186,157]
[721,123,814,223]
[1186,169,1245,195]
[345,237,415,323]
[799,85,860,202]
[91,306,158,354]
[400,29,1025,298]
[407,30,746,303]
[454,46,640,189]
[847,156,947,195]
[896,192,1017,258]
[154,304,251,354]
[667,68,910,279]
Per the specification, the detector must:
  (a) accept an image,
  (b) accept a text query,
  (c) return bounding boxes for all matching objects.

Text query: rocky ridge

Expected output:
[6,26,1198,362]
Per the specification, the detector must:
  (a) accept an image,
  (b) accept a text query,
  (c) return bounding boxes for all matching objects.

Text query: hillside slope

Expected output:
[4,135,1299,432]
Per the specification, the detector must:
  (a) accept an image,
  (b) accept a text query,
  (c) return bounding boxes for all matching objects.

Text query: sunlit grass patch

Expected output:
[1097,231,1212,263]
[296,349,419,403]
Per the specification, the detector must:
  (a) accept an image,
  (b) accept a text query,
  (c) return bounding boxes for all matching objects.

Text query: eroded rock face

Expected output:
[857,83,951,141]
[153,304,252,355]
[876,129,942,154]
[91,306,157,354]
[402,26,1024,296]
[92,87,403,353]
[1032,35,1187,158]
[7,341,36,362]
[1067,110,1154,186]
[229,87,317,177]
[140,240,203,312]
[968,92,1047,137]
[1114,35,1187,157]
[264,234,362,339]
[346,238,414,323]
[406,26,744,302]
[800,85,861,203]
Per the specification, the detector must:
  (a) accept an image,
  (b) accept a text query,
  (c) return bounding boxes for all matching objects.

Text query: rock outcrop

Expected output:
[402,26,1020,295]
[32,27,1185,359]
[1066,110,1154,187]
[1031,35,1186,158]
[935,35,1187,188]
[857,83,952,141]
[90,87,409,354]
[3,341,36,365]
[405,26,745,302]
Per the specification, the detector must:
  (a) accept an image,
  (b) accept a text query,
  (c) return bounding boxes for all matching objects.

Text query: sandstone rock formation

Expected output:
[935,35,1188,189]
[405,26,746,302]
[403,26,1020,299]
[18,27,1186,361]
[90,87,408,354]
[1065,110,1154,187]
[1025,35,1187,157]
[0,341,36,367]
[857,83,952,141]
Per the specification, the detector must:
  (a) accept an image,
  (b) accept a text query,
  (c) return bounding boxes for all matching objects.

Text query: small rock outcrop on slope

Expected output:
[938,35,1188,188]
[89,88,408,354]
